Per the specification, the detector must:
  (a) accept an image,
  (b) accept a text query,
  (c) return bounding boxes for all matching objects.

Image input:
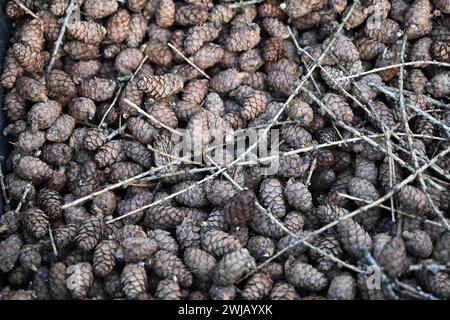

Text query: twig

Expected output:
[243,144,450,279]
[168,43,210,79]
[14,183,32,214]
[61,164,173,209]
[0,165,11,211]
[336,60,450,81]
[107,123,128,140]
[147,144,202,165]
[12,0,40,20]
[99,84,124,129]
[48,226,59,257]
[124,99,184,136]
[359,247,399,300]
[205,155,367,277]
[395,280,439,300]
[338,193,446,229]
[46,0,77,74]
[304,158,317,187]
[228,0,265,8]
[99,55,149,128]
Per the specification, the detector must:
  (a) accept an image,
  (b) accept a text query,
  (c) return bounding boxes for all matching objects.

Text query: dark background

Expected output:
[0,1,12,290]
[0,1,11,215]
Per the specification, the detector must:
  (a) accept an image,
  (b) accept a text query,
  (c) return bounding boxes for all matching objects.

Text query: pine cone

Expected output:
[3,90,26,121]
[80,78,117,102]
[12,42,45,74]
[281,123,313,149]
[28,100,61,130]
[151,250,193,288]
[402,230,433,259]
[337,219,373,259]
[49,262,70,300]
[16,156,53,183]
[175,5,208,26]
[247,236,276,261]
[286,262,328,291]
[121,263,148,299]
[95,140,127,168]
[396,185,430,215]
[104,162,143,183]
[77,217,104,252]
[16,76,47,102]
[37,189,62,220]
[241,273,273,300]
[156,278,182,300]
[322,93,354,124]
[105,9,130,44]
[183,247,217,282]
[148,229,179,255]
[259,178,286,219]
[117,191,153,224]
[280,0,324,18]
[0,234,23,273]
[91,191,117,217]
[184,23,221,55]
[1,49,24,89]
[223,189,256,226]
[310,235,343,273]
[270,282,299,300]
[66,263,94,300]
[155,0,175,28]
[68,98,97,123]
[212,248,256,286]
[126,13,147,48]
[324,272,355,300]
[225,22,261,52]
[46,115,75,143]
[121,237,158,263]
[405,0,433,39]
[67,21,106,45]
[284,180,313,213]
[145,204,186,229]
[64,41,99,61]
[93,240,118,278]
[201,229,242,257]
[114,48,144,74]
[432,232,450,264]
[137,74,184,99]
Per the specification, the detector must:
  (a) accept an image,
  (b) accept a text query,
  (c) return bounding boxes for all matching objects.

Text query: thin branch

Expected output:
[124,99,184,136]
[14,183,32,214]
[12,0,40,20]
[168,43,210,79]
[336,60,450,81]
[147,144,202,165]
[46,0,77,74]
[48,226,59,257]
[359,247,399,300]
[227,0,265,8]
[0,165,11,211]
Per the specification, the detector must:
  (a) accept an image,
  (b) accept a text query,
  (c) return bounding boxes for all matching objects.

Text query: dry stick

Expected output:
[236,132,443,167]
[244,144,450,278]
[336,60,450,81]
[98,55,149,128]
[105,1,366,225]
[46,0,77,74]
[0,165,11,211]
[304,158,317,187]
[14,183,32,214]
[359,247,399,300]
[167,43,210,79]
[378,85,449,109]
[123,99,184,136]
[395,280,438,300]
[138,166,217,183]
[61,164,173,209]
[338,193,446,229]
[227,0,265,8]
[12,0,40,20]
[373,83,450,136]
[48,226,58,257]
[205,155,366,275]
[147,144,202,166]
